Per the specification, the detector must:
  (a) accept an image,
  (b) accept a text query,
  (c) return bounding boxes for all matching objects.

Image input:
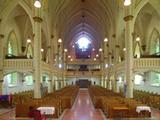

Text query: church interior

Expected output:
[0,0,160,119]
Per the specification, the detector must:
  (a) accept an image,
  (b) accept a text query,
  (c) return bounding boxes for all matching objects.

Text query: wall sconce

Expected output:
[136,37,140,42]
[27,37,31,43]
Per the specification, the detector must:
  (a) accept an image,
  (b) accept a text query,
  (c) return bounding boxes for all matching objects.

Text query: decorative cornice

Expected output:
[124,15,134,22]
[33,16,43,23]
[0,34,4,38]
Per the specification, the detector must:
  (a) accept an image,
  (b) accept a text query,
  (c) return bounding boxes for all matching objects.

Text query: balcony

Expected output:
[111,58,160,73]
[67,59,100,65]
[3,59,53,73]
[64,70,102,77]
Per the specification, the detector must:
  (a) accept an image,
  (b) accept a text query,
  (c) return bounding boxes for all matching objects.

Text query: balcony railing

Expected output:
[134,58,160,70]
[67,59,100,65]
[4,59,33,71]
[64,70,101,77]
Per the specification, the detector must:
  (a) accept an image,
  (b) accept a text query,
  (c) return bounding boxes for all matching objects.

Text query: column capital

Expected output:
[124,15,134,22]
[0,34,4,38]
[33,16,43,23]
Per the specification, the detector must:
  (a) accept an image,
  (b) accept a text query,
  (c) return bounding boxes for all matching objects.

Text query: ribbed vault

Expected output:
[49,0,118,57]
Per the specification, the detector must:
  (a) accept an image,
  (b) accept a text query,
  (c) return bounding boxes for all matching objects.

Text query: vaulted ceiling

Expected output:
[48,0,119,55]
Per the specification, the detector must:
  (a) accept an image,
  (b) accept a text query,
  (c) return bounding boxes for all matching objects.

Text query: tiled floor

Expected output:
[61,89,104,120]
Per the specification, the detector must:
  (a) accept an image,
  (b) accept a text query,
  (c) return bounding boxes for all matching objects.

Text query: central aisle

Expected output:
[61,89,104,120]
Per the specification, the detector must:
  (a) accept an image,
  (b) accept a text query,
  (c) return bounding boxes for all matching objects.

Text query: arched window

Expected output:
[134,42,141,58]
[5,72,18,87]
[25,75,33,85]
[155,38,160,55]
[149,29,159,55]
[7,31,19,56]
[8,41,13,56]
[26,44,33,58]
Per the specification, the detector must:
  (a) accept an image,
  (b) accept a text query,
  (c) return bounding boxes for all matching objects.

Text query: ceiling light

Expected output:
[72,45,75,48]
[34,0,41,8]
[92,48,95,51]
[94,58,96,61]
[96,54,99,57]
[64,49,67,52]
[124,0,131,6]
[58,38,62,43]
[123,48,126,51]
[99,48,102,52]
[68,55,71,58]
[104,38,108,42]
[70,59,73,61]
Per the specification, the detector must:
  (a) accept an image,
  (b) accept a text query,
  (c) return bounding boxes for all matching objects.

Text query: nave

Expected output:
[61,89,104,120]
[0,86,160,120]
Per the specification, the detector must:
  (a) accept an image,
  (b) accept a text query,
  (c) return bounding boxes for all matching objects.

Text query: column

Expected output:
[107,52,112,89]
[124,6,134,98]
[47,35,54,93]
[0,33,4,94]
[33,8,43,98]
[114,44,120,93]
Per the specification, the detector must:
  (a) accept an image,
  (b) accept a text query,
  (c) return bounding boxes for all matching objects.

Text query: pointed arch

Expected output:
[149,28,160,54]
[134,42,141,58]
[26,43,33,58]
[7,31,19,56]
